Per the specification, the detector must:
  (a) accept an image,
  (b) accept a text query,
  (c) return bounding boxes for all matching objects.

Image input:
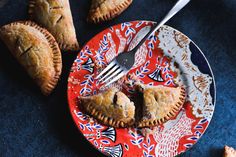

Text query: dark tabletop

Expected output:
[0,0,236,157]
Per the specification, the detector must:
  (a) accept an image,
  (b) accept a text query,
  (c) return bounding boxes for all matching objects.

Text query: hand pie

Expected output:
[79,87,135,127]
[29,0,79,51]
[87,0,133,23]
[224,146,236,157]
[0,21,62,95]
[137,84,186,127]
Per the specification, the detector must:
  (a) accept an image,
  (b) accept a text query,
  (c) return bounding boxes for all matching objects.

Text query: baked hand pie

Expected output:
[87,0,133,23]
[29,0,79,51]
[224,146,236,157]
[137,84,186,127]
[79,87,135,127]
[0,21,62,95]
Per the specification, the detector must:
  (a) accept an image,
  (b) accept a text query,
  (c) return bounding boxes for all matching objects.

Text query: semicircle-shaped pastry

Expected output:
[0,21,62,95]
[137,84,186,127]
[29,0,79,51]
[87,0,133,24]
[79,87,135,127]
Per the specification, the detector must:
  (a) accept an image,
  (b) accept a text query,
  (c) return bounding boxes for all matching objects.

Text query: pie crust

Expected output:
[224,146,236,157]
[87,0,133,23]
[79,87,135,127]
[137,84,186,127]
[29,0,79,51]
[0,21,62,95]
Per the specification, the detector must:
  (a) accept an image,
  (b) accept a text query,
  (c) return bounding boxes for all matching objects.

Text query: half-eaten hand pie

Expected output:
[29,0,79,51]
[0,21,62,95]
[79,87,135,127]
[137,84,186,127]
[87,0,133,23]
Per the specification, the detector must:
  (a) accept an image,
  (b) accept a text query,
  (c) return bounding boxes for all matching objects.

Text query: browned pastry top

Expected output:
[29,0,79,51]
[87,0,133,23]
[0,21,62,95]
[137,84,186,127]
[80,87,135,128]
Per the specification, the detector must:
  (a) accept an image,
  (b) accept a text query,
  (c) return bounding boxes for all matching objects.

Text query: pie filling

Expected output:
[136,83,186,127]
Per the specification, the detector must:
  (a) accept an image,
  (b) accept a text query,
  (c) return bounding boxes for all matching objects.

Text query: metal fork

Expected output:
[96,0,191,87]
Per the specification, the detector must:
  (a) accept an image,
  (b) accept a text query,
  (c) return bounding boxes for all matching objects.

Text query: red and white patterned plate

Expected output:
[67,21,216,157]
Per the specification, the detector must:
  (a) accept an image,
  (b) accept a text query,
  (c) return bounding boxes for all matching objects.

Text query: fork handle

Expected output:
[131,0,191,53]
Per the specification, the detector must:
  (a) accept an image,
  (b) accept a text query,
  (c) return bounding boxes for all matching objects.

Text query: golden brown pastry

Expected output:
[0,21,62,95]
[29,0,79,51]
[137,84,186,127]
[87,0,133,23]
[80,87,135,127]
[224,146,236,157]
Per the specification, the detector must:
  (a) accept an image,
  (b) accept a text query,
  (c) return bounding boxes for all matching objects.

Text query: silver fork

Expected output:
[96,0,191,87]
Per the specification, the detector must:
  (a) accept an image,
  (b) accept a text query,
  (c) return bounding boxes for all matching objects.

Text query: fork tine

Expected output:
[105,71,126,87]
[95,61,116,79]
[101,68,123,84]
[98,65,119,82]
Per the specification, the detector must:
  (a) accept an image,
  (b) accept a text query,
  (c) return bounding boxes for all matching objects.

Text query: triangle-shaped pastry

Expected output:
[87,0,133,23]
[80,87,135,127]
[29,0,79,51]
[0,21,62,95]
[224,146,236,157]
[137,84,186,127]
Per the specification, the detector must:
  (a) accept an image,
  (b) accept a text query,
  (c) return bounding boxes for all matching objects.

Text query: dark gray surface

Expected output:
[0,0,235,157]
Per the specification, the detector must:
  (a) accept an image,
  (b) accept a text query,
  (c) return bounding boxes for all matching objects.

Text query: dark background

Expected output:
[0,0,235,156]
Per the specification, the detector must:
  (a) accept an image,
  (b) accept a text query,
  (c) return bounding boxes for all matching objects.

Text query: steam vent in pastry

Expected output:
[137,84,186,128]
[87,0,133,23]
[0,21,62,95]
[80,87,135,127]
[29,0,79,51]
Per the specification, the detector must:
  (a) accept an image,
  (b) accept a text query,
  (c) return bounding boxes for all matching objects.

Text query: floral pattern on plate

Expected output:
[67,21,216,157]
